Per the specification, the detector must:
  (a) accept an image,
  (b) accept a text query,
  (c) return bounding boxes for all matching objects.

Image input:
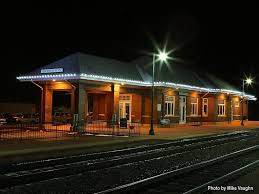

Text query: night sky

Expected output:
[1,2,259,118]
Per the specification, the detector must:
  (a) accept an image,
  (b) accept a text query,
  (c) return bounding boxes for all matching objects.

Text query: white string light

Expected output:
[16,73,257,100]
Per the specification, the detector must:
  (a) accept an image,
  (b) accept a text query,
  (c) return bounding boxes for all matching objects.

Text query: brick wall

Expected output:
[131,93,142,122]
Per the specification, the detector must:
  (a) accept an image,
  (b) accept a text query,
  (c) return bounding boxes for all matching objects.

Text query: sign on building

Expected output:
[157,104,161,111]
[40,68,64,74]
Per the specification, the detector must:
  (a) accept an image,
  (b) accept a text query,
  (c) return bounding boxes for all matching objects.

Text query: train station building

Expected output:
[17,52,256,127]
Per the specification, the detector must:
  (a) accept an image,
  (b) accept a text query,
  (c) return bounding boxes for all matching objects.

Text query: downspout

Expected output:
[31,80,43,127]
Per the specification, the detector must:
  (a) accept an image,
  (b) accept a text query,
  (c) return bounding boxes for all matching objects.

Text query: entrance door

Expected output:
[179,96,186,124]
[119,95,131,122]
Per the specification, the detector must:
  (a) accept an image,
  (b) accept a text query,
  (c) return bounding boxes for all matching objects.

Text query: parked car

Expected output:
[53,112,72,123]
[2,113,18,124]
[0,114,7,125]
[16,113,39,124]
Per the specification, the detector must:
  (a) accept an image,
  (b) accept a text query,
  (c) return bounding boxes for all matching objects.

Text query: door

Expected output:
[119,95,131,122]
[179,96,186,124]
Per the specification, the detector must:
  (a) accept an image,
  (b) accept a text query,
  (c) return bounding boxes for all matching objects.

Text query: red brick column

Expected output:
[113,84,120,121]
[43,85,53,122]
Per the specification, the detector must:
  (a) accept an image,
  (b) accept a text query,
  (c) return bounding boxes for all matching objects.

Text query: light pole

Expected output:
[241,77,252,126]
[149,51,169,135]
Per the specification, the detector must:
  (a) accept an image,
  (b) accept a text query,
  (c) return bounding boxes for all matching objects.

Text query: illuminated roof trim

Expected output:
[16,73,257,101]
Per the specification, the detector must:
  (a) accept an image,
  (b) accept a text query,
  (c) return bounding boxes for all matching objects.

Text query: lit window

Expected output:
[202,98,208,116]
[191,97,198,116]
[164,96,175,116]
[218,99,225,116]
[119,95,130,101]
[234,99,239,107]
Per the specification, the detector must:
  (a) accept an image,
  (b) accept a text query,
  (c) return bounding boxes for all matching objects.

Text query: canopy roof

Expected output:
[17,52,256,100]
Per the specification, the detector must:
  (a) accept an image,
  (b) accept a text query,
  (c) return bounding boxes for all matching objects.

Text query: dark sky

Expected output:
[0,2,259,117]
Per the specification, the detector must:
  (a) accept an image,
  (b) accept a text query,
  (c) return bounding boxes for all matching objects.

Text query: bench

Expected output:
[160,118,170,127]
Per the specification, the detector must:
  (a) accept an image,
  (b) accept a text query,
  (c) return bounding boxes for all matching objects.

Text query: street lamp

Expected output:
[241,77,253,126]
[149,51,169,135]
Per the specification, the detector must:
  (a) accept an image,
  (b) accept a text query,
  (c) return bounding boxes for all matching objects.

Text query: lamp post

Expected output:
[149,51,169,135]
[241,77,252,126]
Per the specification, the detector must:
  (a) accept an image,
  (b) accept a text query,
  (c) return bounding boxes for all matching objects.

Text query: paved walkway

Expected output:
[140,121,259,138]
[0,121,258,164]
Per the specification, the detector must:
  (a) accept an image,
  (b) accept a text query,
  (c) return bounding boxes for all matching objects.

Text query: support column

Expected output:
[75,83,86,122]
[71,89,75,116]
[85,92,88,116]
[43,85,53,122]
[112,84,120,121]
[227,95,232,123]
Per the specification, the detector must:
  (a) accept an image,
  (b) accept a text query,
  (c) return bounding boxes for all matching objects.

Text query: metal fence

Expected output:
[83,120,141,136]
[0,120,141,141]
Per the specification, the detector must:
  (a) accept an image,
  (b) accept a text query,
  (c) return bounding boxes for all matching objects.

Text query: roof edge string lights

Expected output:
[16,73,256,101]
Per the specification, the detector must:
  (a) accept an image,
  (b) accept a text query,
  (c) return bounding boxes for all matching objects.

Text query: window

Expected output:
[119,95,131,101]
[191,97,198,115]
[164,96,175,116]
[218,99,225,116]
[202,98,208,116]
[234,99,239,107]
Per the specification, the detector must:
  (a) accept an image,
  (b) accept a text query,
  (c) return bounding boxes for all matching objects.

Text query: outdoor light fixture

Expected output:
[52,79,56,82]
[241,77,254,126]
[149,50,170,135]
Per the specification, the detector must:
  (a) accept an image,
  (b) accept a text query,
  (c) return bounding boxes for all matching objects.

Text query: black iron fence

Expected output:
[83,120,140,136]
[0,120,141,141]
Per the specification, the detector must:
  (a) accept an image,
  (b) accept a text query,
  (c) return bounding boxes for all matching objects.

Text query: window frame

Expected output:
[190,97,198,116]
[218,99,226,116]
[202,98,208,117]
[234,100,239,107]
[164,96,175,116]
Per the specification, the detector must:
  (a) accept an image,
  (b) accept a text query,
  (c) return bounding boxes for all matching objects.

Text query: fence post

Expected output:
[56,123,58,140]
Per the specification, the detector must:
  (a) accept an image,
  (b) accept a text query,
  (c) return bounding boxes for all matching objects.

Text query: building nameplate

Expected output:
[41,68,64,74]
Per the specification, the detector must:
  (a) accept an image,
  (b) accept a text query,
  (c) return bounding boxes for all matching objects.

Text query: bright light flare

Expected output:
[245,78,253,85]
[157,51,169,62]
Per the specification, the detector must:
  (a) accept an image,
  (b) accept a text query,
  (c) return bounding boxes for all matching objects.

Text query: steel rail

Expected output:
[183,159,259,194]
[95,145,259,194]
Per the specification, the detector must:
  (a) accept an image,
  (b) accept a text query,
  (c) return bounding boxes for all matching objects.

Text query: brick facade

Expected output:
[41,81,249,125]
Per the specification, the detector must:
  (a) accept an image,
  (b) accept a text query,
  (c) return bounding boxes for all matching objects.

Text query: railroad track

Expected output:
[0,131,257,190]
[96,145,259,194]
[1,131,252,172]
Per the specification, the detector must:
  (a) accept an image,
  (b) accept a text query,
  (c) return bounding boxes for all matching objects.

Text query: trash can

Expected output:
[120,118,127,128]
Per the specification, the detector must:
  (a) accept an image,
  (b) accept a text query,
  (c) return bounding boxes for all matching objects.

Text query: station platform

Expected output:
[0,121,258,165]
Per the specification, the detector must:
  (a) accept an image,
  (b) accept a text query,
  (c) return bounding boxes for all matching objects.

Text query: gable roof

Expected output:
[26,52,143,81]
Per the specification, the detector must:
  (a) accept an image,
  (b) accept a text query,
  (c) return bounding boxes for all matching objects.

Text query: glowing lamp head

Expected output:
[245,78,252,85]
[157,51,169,62]
[52,79,56,82]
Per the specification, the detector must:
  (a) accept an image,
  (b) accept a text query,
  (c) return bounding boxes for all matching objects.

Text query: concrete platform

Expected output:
[0,121,258,164]
[141,121,259,138]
